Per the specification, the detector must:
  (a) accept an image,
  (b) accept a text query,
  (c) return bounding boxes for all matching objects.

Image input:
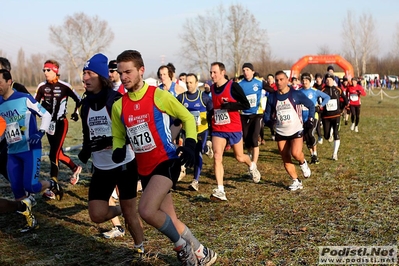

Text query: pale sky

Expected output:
[1,0,398,77]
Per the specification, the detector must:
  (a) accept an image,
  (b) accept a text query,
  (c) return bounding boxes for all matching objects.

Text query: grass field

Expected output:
[1,89,399,265]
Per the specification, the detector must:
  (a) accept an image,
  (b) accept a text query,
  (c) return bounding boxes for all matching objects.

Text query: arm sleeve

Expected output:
[26,96,51,131]
[263,93,275,123]
[317,90,331,107]
[154,89,197,141]
[296,92,315,120]
[111,98,127,150]
[228,82,251,111]
[340,90,349,106]
[262,80,275,93]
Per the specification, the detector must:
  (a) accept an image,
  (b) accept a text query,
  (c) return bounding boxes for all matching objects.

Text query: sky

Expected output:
[1,0,398,78]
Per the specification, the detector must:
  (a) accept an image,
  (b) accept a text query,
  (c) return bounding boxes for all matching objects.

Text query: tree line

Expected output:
[1,5,399,87]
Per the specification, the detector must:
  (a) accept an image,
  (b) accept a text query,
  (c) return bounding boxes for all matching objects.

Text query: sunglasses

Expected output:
[42,69,52,72]
[109,69,117,73]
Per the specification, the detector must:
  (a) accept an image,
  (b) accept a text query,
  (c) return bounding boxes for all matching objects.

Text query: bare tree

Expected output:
[49,12,114,75]
[179,4,269,79]
[341,11,378,76]
[14,48,26,85]
[391,23,399,59]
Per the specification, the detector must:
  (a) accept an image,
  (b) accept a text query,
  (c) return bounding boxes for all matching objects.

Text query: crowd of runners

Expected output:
[0,53,367,265]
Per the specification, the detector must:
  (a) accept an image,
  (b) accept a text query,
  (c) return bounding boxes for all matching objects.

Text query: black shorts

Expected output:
[241,114,263,148]
[139,159,181,191]
[88,159,138,201]
[275,130,303,141]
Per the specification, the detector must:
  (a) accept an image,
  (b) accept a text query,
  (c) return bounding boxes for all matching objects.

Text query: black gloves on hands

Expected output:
[305,117,314,129]
[89,137,112,152]
[221,100,231,110]
[78,147,91,164]
[173,118,182,127]
[112,145,127,164]
[176,138,196,168]
[71,112,79,122]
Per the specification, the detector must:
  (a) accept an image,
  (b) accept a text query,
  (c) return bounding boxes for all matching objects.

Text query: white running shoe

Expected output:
[355,126,359,132]
[205,140,214,159]
[70,165,82,185]
[189,180,199,191]
[288,179,303,191]
[299,160,311,178]
[332,154,338,161]
[318,137,323,144]
[178,165,186,181]
[210,188,227,201]
[249,163,261,183]
[350,123,355,131]
[103,226,125,239]
[42,189,56,200]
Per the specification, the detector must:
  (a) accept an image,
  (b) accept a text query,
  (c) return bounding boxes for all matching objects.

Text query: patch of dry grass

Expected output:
[1,89,399,265]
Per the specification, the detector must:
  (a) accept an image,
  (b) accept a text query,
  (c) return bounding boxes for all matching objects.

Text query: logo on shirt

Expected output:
[134,104,140,110]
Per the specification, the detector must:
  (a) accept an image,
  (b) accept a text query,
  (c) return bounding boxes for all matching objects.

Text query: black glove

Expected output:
[89,137,112,152]
[173,118,182,127]
[305,118,314,129]
[221,100,231,110]
[176,138,196,168]
[78,147,91,164]
[112,145,127,164]
[71,112,79,122]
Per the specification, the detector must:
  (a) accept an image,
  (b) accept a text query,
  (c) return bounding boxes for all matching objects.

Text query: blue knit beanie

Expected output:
[83,53,109,79]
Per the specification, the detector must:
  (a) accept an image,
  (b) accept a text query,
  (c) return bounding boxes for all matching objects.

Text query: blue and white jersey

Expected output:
[159,82,178,97]
[238,77,264,115]
[0,91,51,154]
[299,87,330,121]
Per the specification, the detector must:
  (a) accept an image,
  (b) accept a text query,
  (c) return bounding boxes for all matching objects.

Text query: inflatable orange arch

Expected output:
[290,54,355,80]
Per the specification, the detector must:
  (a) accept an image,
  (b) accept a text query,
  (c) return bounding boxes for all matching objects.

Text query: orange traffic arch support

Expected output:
[290,54,355,80]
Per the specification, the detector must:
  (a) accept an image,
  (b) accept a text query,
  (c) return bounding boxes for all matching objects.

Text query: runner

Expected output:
[347,78,366,132]
[176,73,213,191]
[299,73,330,164]
[263,71,314,191]
[209,62,259,201]
[35,60,82,191]
[112,50,217,265]
[78,53,145,255]
[0,69,63,232]
[321,73,348,160]
[238,63,273,171]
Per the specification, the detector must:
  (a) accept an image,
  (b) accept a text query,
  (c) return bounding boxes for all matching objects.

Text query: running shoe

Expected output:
[70,165,82,185]
[174,242,198,266]
[42,189,56,200]
[288,179,303,191]
[355,126,359,133]
[103,226,125,239]
[210,188,227,201]
[197,246,217,266]
[299,160,311,178]
[189,180,199,191]
[18,197,39,233]
[178,165,186,182]
[318,137,323,144]
[224,144,231,151]
[49,178,64,201]
[205,141,214,159]
[310,155,320,165]
[332,154,338,161]
[350,123,355,131]
[248,163,261,183]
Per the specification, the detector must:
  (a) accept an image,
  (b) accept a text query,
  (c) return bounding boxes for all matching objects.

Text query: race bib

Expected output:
[350,94,359,101]
[190,111,201,126]
[326,99,338,111]
[5,122,22,144]
[276,105,295,126]
[126,122,156,153]
[214,109,231,125]
[246,94,257,108]
[47,121,56,135]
